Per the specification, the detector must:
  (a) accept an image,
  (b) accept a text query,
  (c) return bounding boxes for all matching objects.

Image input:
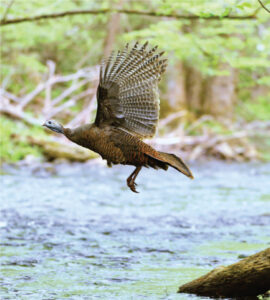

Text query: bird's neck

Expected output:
[63,127,73,138]
[63,123,96,148]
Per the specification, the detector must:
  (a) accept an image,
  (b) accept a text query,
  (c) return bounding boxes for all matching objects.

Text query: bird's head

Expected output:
[43,120,64,134]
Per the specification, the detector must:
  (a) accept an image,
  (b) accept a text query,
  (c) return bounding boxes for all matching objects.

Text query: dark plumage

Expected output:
[43,42,194,193]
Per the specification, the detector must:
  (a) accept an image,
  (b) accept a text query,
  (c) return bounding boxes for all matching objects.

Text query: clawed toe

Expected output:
[129,182,139,193]
[127,179,139,193]
[126,166,142,193]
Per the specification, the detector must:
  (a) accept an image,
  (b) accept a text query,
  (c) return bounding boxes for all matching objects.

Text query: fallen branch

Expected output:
[0,63,99,127]
[0,8,257,26]
[18,66,98,109]
[159,110,187,127]
[0,97,43,126]
[178,248,270,298]
[67,92,97,127]
[0,90,21,102]
[149,130,258,161]
[51,79,90,106]
[43,60,55,115]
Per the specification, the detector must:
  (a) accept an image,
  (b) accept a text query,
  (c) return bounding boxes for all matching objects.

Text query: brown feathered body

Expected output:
[45,42,193,192]
[65,124,168,169]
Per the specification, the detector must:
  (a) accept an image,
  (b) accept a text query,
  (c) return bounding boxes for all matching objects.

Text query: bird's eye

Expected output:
[48,121,51,124]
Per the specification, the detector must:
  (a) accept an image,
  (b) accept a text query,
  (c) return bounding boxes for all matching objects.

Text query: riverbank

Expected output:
[1,115,270,165]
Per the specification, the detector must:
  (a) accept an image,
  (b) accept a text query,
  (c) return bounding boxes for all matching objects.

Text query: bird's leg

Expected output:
[126,166,142,193]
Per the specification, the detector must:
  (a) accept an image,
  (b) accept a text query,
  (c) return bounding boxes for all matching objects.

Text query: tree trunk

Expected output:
[167,61,186,109]
[103,0,124,57]
[178,248,270,298]
[185,65,204,114]
[203,65,236,119]
[185,64,237,119]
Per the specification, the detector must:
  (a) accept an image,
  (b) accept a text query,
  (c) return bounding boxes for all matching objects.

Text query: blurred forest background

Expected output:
[1,0,270,164]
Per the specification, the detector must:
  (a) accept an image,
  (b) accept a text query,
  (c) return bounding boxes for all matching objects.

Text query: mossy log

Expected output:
[27,136,98,161]
[178,248,270,298]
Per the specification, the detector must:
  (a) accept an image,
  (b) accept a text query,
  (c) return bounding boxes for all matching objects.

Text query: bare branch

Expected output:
[159,110,187,127]
[19,82,47,108]
[18,66,98,108]
[51,79,89,106]
[258,0,270,13]
[69,88,95,103]
[46,99,76,119]
[0,97,43,126]
[43,60,56,116]
[0,8,257,26]
[1,0,15,22]
[0,89,20,102]
[67,92,97,127]
[1,65,99,128]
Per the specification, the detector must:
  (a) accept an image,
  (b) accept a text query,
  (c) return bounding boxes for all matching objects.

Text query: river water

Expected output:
[0,161,270,299]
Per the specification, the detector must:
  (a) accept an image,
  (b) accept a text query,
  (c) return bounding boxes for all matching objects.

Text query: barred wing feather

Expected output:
[95,42,167,138]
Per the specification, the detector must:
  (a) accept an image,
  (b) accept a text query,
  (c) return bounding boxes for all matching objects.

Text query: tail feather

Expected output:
[158,152,194,179]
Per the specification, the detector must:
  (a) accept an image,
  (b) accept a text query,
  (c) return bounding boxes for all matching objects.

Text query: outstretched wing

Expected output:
[95,41,167,138]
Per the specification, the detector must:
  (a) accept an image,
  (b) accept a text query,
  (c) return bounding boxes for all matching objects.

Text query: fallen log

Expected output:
[26,136,98,161]
[178,248,270,298]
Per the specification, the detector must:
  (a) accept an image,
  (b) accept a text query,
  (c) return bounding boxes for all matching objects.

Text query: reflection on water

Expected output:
[0,161,270,299]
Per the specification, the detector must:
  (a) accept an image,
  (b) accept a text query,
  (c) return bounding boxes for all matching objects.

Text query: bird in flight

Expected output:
[43,41,193,192]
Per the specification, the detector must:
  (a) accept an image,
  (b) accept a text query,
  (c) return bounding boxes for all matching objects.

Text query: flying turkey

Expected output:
[43,42,194,193]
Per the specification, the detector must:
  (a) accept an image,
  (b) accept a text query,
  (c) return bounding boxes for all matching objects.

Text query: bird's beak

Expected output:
[42,123,46,127]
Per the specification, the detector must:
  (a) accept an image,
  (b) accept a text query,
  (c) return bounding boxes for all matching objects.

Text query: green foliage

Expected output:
[202,120,233,134]
[187,118,233,136]
[125,17,269,77]
[1,0,269,82]
[0,0,270,162]
[0,116,46,163]
[238,95,270,121]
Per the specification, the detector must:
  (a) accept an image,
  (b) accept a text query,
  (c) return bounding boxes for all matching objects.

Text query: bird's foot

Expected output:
[126,166,142,193]
[127,179,139,193]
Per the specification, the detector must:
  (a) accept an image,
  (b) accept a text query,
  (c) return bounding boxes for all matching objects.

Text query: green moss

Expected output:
[204,120,232,135]
[0,116,47,163]
[186,118,233,136]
